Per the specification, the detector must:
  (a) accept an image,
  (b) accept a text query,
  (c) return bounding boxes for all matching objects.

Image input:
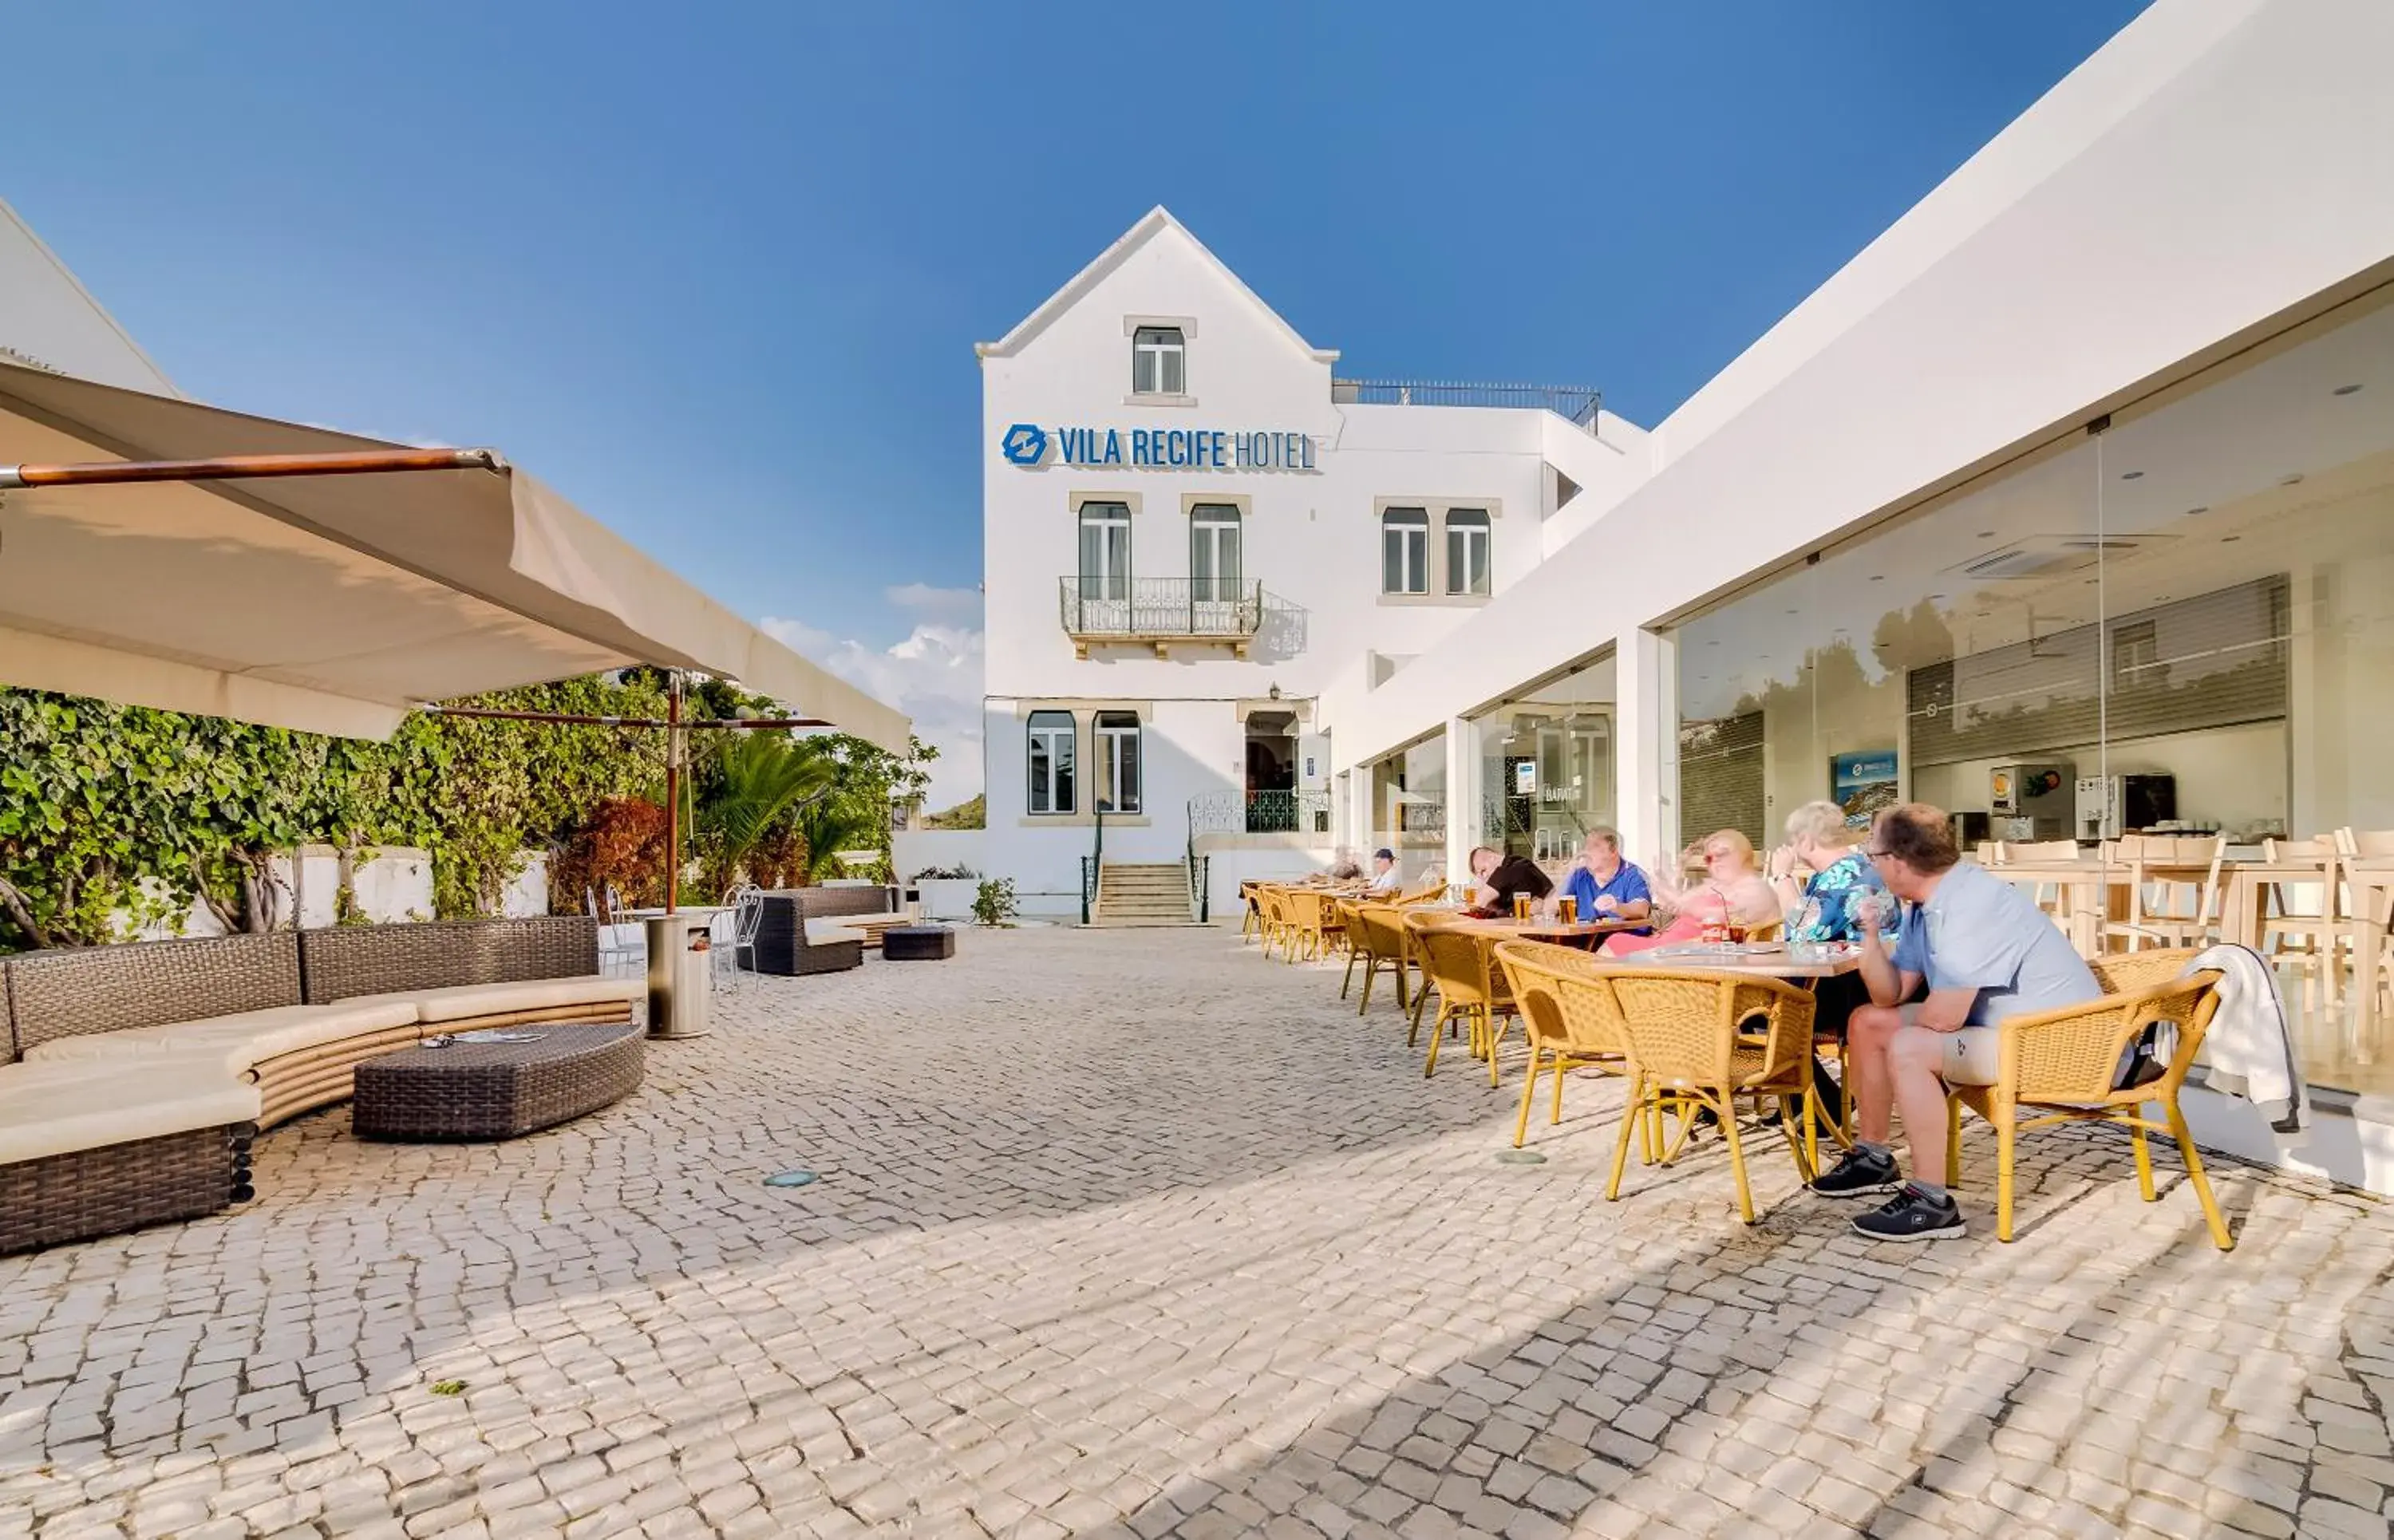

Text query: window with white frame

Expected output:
[1382,507,1429,594]
[1094,711,1142,814]
[1077,502,1132,601]
[1190,503,1242,602]
[1132,326,1186,396]
[1445,507,1491,596]
[1027,710,1077,815]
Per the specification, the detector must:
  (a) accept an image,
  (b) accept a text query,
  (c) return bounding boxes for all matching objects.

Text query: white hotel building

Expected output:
[979,0,2394,1187]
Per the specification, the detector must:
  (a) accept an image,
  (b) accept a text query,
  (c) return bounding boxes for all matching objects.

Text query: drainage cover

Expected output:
[1493,1150,1547,1166]
[763,1170,819,1188]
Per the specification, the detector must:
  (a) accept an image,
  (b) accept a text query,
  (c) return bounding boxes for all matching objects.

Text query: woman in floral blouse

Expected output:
[1767,800,1894,942]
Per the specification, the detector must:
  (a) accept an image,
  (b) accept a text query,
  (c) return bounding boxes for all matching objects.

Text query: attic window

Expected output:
[1132,327,1185,396]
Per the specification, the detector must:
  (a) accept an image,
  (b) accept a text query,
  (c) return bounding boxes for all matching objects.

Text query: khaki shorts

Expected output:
[1895,1005,2001,1086]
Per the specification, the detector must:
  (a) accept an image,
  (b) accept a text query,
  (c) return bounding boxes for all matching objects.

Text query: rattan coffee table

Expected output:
[353,1023,644,1141]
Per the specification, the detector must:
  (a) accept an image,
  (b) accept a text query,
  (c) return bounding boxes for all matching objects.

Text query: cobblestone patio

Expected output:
[2,925,2391,1540]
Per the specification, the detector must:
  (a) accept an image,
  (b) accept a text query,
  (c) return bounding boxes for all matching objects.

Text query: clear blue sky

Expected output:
[9,0,2151,802]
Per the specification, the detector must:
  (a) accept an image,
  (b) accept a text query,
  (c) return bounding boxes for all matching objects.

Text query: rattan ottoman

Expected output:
[883,926,956,961]
[353,1024,643,1140]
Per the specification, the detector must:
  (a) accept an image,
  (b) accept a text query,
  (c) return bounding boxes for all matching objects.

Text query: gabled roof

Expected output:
[976,206,1339,365]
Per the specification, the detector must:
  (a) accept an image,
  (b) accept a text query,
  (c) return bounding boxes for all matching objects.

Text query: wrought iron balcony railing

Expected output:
[1187,788,1334,839]
[1058,577,1265,658]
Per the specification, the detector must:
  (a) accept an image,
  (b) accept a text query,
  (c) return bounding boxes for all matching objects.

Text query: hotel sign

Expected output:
[999,423,1317,472]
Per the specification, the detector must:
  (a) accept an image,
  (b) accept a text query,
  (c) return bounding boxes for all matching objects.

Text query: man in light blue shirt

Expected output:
[1809,803,2100,1242]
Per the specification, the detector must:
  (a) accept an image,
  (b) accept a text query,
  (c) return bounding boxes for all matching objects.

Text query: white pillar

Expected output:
[1444,715,1479,889]
[1614,627,1678,872]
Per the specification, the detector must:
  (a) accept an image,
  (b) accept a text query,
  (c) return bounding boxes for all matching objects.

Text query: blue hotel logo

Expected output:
[997,422,1316,472]
[1001,424,1049,466]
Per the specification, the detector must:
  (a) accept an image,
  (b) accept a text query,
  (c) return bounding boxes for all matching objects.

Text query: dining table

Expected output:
[1634,942,1867,980]
[1445,914,1649,946]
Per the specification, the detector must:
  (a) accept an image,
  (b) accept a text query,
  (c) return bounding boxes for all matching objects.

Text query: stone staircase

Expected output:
[1090,862,1199,926]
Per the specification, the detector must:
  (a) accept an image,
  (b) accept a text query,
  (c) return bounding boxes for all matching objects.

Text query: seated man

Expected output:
[1556,827,1652,938]
[1365,847,1404,895]
[1467,844,1551,917]
[1809,802,2100,1242]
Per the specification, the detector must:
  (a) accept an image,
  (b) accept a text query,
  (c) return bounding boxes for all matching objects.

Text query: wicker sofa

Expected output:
[748,885,903,975]
[1,916,640,1254]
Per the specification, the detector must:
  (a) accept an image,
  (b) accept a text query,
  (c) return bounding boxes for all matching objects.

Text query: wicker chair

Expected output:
[1253,886,1290,958]
[1601,968,1819,1222]
[1943,950,2233,1249]
[1494,940,1636,1149]
[1404,913,1515,1083]
[1396,877,1448,906]
[1344,902,1415,1016]
[1280,890,1339,964]
[1239,881,1264,944]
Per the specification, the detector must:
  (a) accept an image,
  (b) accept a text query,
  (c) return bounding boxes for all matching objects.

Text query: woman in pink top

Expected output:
[1603,829,1780,956]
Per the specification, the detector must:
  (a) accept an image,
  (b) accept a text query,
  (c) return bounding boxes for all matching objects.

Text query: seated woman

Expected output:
[1764,800,1901,1124]
[1602,830,1779,956]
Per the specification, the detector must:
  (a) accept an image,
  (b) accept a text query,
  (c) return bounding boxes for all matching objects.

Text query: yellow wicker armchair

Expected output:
[1239,880,1264,944]
[1402,911,1515,1080]
[1345,902,1414,1015]
[1277,889,1338,964]
[1494,940,1635,1148]
[1258,886,1295,959]
[1944,952,2232,1249]
[1396,877,1448,906]
[1602,969,1819,1222]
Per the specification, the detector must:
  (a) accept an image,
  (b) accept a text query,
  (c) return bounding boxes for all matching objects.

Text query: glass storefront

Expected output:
[1469,650,1616,863]
[1368,730,1448,876]
[1668,287,2394,1092]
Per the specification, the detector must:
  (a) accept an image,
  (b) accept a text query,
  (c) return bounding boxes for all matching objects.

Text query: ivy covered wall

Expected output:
[0,672,931,952]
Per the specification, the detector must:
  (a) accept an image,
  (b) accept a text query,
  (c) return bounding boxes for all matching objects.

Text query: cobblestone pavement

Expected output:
[3,925,2392,1540]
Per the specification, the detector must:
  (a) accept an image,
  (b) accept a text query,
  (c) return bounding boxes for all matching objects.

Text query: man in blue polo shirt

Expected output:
[1556,827,1652,938]
[1808,802,2100,1242]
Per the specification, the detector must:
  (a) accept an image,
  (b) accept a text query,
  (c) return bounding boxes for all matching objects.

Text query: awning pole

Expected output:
[0,447,504,489]
[665,673,684,914]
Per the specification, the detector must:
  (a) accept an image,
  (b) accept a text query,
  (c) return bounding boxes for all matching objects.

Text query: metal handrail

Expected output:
[1058,577,1264,639]
[1080,804,1106,925]
[1332,379,1602,429]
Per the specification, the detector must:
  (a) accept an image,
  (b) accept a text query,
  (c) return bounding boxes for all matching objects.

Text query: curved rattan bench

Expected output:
[2,916,641,1253]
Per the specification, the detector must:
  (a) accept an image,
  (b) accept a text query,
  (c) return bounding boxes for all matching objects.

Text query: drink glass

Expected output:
[1512,894,1531,922]
[1558,894,1578,925]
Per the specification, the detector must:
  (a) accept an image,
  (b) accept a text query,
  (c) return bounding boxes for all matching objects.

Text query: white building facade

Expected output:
[980,0,2394,1192]
[978,211,1649,919]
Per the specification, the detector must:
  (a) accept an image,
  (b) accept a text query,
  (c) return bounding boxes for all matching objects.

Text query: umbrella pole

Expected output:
[665,673,683,914]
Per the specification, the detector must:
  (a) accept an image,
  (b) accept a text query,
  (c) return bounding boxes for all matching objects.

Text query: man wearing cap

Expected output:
[1365,847,1404,894]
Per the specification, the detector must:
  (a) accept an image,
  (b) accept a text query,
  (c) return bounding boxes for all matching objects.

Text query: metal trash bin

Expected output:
[645,913,716,1039]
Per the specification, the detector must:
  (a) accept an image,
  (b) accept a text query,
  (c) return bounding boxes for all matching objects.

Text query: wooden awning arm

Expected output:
[0,447,504,489]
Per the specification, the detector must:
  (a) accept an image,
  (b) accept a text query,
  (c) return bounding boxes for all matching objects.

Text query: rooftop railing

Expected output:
[1333,379,1602,429]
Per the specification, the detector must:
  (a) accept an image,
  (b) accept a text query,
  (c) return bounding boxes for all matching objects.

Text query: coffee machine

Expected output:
[2075,774,2177,840]
[1989,762,2075,841]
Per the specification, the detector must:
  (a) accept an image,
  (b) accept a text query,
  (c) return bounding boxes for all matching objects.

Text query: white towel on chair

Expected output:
[2187,943,2309,1138]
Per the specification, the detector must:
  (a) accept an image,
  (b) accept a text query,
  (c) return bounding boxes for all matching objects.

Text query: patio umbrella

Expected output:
[0,357,910,753]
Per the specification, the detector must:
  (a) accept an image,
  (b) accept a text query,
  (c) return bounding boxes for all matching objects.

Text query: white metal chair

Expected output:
[589,889,644,977]
[713,884,763,993]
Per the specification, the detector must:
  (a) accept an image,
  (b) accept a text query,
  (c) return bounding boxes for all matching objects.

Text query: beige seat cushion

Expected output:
[0,1056,262,1166]
[805,913,903,945]
[404,976,642,1025]
[24,998,421,1077]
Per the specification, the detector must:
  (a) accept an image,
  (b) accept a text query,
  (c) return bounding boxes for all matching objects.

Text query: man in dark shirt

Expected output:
[1468,845,1552,915]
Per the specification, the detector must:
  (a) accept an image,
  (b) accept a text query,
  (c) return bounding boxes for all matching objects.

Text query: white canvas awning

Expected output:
[0,360,910,752]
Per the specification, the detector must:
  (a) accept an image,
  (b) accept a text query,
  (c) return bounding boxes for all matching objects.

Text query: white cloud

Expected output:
[760,614,983,811]
[885,582,984,622]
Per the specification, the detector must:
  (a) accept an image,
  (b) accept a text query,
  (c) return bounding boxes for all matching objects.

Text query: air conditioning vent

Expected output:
[1950,535,2159,582]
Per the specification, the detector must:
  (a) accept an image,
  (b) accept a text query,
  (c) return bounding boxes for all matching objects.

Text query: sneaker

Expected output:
[1851,1185,1966,1243]
[1807,1146,1900,1198]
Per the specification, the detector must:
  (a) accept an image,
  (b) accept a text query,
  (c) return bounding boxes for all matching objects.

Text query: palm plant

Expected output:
[695,733,835,893]
[789,798,879,885]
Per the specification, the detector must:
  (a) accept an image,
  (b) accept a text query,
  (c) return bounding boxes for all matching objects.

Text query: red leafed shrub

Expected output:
[551,797,669,919]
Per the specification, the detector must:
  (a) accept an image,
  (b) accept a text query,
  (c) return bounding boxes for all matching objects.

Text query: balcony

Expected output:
[1058,577,1264,659]
[1332,378,1602,431]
